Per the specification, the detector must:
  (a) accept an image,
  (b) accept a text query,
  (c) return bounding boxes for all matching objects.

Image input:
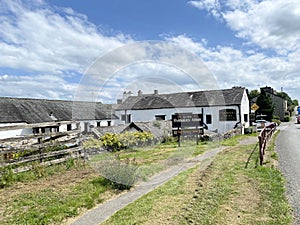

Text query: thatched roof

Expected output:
[117,87,246,110]
[0,97,117,124]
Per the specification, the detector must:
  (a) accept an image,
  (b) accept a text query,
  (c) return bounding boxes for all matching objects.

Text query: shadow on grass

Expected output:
[245,142,259,169]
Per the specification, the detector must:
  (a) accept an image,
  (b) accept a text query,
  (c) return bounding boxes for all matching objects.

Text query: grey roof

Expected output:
[0,97,117,124]
[117,87,246,110]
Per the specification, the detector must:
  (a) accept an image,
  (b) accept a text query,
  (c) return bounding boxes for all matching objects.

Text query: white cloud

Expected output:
[167,35,300,100]
[0,74,78,99]
[189,0,300,54]
[0,0,132,100]
[0,0,131,73]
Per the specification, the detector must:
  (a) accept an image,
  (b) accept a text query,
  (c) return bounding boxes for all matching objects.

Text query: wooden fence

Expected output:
[258,122,277,165]
[0,145,84,174]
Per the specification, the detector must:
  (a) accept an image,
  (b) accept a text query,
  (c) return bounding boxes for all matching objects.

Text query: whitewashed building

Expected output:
[0,97,118,140]
[115,87,250,134]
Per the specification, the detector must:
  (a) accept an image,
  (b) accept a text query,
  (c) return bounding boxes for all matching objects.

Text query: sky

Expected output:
[0,0,300,103]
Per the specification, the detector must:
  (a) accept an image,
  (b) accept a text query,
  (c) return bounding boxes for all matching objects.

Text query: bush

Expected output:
[0,166,15,188]
[284,116,290,122]
[93,156,138,190]
[272,118,281,125]
[100,133,123,152]
[99,132,154,152]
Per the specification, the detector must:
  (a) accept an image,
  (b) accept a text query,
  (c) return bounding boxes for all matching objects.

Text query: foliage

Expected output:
[256,90,275,121]
[284,116,290,122]
[82,137,102,149]
[293,99,299,107]
[272,118,281,125]
[99,132,154,152]
[0,159,85,189]
[100,133,123,151]
[93,155,138,190]
[277,91,298,115]
[249,89,260,100]
[0,166,15,188]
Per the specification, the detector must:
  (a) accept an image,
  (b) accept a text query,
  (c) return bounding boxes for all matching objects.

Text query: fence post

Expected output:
[258,135,263,166]
[258,122,276,166]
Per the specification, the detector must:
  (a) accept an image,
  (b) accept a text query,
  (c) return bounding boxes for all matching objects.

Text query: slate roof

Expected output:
[0,97,117,124]
[117,87,246,110]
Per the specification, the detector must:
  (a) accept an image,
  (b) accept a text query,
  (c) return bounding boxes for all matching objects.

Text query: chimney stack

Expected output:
[154,90,158,95]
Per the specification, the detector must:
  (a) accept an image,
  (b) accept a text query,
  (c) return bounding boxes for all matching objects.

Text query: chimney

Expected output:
[154,90,158,95]
[138,90,142,96]
[122,91,133,102]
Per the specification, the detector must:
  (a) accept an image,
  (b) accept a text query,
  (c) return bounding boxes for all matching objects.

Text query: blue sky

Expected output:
[0,0,300,103]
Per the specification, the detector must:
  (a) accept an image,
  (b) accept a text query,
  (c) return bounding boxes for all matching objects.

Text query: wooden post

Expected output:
[177,127,181,147]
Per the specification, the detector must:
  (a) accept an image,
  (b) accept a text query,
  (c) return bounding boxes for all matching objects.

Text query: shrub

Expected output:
[100,133,123,152]
[99,132,154,151]
[0,166,15,188]
[284,116,290,122]
[93,156,138,190]
[272,118,281,125]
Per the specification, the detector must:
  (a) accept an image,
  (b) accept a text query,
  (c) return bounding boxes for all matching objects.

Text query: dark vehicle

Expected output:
[297,116,300,124]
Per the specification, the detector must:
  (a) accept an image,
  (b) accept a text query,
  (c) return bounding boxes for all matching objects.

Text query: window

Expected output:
[219,109,237,121]
[127,115,131,123]
[206,115,212,124]
[121,114,131,123]
[97,122,101,127]
[155,115,166,121]
[107,121,111,126]
[244,114,248,122]
[67,124,72,131]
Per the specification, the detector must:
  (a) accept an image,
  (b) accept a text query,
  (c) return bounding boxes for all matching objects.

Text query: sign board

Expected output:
[172,128,204,136]
[251,103,259,112]
[172,113,204,137]
[171,113,203,128]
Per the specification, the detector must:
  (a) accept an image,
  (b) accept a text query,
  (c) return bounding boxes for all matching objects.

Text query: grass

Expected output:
[102,132,292,225]
[90,140,221,182]
[1,133,291,224]
[3,176,114,225]
[0,160,120,225]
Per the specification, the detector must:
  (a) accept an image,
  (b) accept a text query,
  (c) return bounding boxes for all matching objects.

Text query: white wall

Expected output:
[116,105,245,134]
[0,128,32,140]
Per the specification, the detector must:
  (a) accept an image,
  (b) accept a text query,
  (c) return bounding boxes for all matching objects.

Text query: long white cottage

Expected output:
[115,87,250,134]
[0,97,118,140]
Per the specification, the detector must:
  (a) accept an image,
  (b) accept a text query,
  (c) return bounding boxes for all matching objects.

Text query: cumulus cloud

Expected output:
[0,74,78,99]
[188,0,300,54]
[0,0,131,74]
[0,0,132,100]
[166,35,300,100]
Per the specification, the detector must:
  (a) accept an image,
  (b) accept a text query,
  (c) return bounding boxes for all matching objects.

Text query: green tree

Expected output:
[249,89,260,100]
[277,92,299,115]
[256,90,274,121]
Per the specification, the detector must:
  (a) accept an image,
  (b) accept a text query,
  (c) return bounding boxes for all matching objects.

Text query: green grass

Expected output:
[2,133,291,225]
[101,133,292,225]
[2,176,113,225]
[90,140,221,182]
